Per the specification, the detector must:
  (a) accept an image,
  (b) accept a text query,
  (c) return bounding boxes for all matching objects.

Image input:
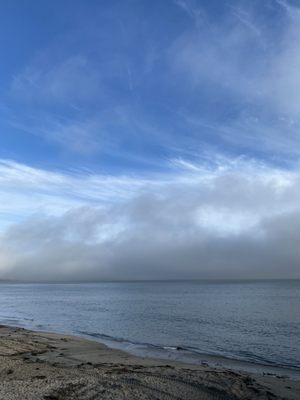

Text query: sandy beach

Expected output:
[0,325,298,400]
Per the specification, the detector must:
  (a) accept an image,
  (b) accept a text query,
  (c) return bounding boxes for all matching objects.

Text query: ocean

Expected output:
[0,280,299,370]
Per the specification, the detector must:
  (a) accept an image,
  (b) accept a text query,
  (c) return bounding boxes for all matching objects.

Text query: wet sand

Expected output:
[0,325,299,399]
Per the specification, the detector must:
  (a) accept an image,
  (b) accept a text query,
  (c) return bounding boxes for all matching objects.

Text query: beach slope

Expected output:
[0,326,299,400]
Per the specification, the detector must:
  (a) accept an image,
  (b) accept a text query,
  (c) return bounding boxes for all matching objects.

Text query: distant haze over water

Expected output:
[0,280,299,370]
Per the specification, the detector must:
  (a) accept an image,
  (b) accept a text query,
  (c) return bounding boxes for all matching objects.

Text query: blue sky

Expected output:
[1,0,299,171]
[1,0,300,280]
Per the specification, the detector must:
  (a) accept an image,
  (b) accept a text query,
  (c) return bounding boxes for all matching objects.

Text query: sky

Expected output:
[1,0,300,281]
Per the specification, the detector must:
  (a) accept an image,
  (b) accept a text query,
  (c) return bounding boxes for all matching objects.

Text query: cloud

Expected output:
[174,0,205,23]
[9,53,107,154]
[0,157,300,281]
[11,55,101,105]
[170,0,300,157]
[265,1,300,115]
[8,0,300,162]
[171,4,265,98]
[0,159,148,230]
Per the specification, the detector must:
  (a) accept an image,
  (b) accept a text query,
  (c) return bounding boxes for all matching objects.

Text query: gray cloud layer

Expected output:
[1,162,300,281]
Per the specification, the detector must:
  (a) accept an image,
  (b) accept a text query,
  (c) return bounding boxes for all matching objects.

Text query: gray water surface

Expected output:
[0,280,299,370]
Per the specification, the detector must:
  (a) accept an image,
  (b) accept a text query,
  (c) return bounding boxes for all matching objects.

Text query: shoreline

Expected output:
[77,330,300,379]
[0,325,299,399]
[5,321,300,379]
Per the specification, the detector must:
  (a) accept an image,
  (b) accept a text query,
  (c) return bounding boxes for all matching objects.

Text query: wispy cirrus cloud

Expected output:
[7,0,300,163]
[171,0,300,158]
[8,51,108,154]
[11,55,102,106]
[172,2,265,96]
[0,159,150,229]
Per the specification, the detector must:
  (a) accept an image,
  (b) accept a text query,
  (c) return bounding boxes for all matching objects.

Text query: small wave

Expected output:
[78,330,300,371]
[78,331,160,349]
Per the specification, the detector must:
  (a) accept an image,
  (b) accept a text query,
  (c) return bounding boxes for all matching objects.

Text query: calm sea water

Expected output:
[0,281,299,370]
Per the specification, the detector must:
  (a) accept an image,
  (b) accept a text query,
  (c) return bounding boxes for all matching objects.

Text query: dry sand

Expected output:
[0,325,299,400]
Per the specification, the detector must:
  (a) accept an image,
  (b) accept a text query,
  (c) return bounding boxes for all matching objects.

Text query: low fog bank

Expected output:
[1,171,300,281]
